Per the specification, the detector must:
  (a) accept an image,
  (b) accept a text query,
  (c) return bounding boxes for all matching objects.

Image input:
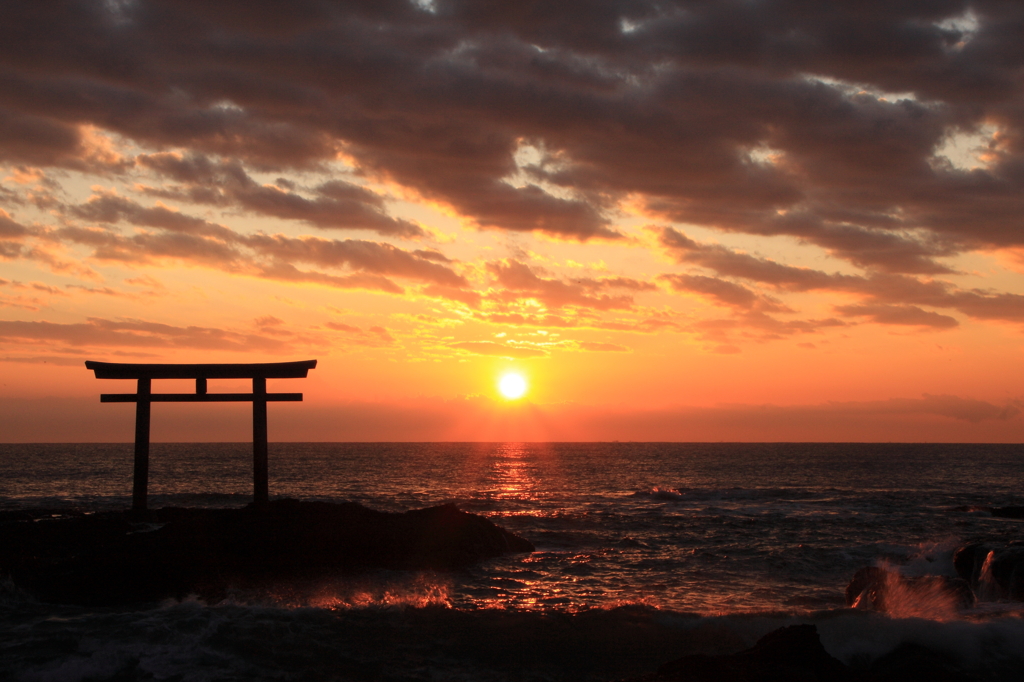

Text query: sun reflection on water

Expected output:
[490,444,543,502]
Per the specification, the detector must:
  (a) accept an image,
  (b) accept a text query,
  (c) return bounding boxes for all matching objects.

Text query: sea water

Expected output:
[1,442,1023,680]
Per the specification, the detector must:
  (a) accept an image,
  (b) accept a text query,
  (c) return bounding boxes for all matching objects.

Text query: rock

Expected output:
[953,542,1024,600]
[619,625,991,682]
[845,567,974,613]
[653,624,849,682]
[953,543,995,584]
[987,547,1024,599]
[990,506,1024,519]
[863,642,980,682]
[0,500,534,606]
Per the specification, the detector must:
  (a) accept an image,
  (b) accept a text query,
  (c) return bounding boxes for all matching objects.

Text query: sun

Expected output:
[498,372,527,400]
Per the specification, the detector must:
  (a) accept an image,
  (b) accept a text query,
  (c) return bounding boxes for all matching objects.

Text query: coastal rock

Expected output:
[652,624,849,682]
[952,543,996,585]
[953,542,1024,599]
[624,625,985,682]
[952,505,1024,520]
[845,566,974,612]
[863,642,979,682]
[0,499,534,606]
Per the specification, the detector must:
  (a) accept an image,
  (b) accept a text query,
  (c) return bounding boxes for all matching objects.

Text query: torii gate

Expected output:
[85,360,317,512]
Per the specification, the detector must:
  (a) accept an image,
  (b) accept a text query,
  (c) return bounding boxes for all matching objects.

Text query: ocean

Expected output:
[1,442,1023,681]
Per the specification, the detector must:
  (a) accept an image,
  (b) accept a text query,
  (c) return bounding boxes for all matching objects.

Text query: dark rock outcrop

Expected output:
[952,543,996,586]
[845,566,974,613]
[0,499,534,605]
[623,625,986,682]
[652,624,848,682]
[953,542,1024,600]
[990,506,1024,519]
[864,642,979,682]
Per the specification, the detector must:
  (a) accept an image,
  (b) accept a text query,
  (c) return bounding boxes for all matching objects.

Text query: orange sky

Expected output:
[2,1,1024,441]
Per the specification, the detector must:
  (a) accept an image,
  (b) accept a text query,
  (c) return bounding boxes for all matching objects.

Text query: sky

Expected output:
[2,0,1024,442]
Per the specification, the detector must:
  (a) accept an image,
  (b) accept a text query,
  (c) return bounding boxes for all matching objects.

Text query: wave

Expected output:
[630,486,826,503]
[4,596,1024,682]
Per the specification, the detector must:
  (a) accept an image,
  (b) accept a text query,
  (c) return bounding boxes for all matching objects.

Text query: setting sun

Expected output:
[498,373,528,400]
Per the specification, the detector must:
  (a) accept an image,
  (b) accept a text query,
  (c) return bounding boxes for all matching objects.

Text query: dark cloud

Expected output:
[44,193,472,295]
[1,0,1023,359]
[0,108,82,167]
[0,208,31,260]
[244,234,468,287]
[3,0,1019,252]
[0,317,289,352]
[136,153,424,237]
[71,190,235,239]
[835,303,960,329]
[487,259,638,310]
[659,273,787,312]
[658,226,1024,326]
[0,209,30,239]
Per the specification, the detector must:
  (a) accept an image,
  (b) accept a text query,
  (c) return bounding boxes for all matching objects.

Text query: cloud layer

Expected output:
[0,1,1021,246]
[2,1,1024,442]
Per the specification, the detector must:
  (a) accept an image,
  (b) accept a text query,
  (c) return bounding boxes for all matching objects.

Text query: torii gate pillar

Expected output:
[85,360,317,512]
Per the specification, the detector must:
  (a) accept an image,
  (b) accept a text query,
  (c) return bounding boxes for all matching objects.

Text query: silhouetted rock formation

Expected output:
[623,624,985,682]
[845,566,974,612]
[953,541,1024,600]
[952,505,1024,520]
[990,506,1024,519]
[0,500,534,605]
[652,624,848,681]
[865,642,980,682]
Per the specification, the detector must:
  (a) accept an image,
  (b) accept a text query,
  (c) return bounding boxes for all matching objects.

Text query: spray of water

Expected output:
[852,565,967,622]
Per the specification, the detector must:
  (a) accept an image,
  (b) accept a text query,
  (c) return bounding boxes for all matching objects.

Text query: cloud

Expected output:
[0,208,29,239]
[2,0,1024,367]
[487,259,637,311]
[835,304,959,329]
[450,341,547,359]
[71,190,235,239]
[137,153,424,237]
[322,320,396,346]
[577,341,629,352]
[0,208,30,259]
[65,284,131,297]
[659,273,786,312]
[0,317,290,352]
[2,1,1020,256]
[657,226,1024,326]
[40,192,474,297]
[244,233,469,287]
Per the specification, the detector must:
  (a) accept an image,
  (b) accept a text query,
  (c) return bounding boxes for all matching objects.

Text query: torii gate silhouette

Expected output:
[85,360,317,513]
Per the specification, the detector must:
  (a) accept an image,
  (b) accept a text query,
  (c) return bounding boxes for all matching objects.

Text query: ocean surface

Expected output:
[1,442,1023,681]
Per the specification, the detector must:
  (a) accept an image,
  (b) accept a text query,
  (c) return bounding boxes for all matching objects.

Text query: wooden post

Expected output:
[87,360,316,513]
[133,377,151,513]
[252,376,269,509]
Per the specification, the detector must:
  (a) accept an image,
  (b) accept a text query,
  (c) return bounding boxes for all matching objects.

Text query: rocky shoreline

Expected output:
[623,623,992,682]
[0,499,534,605]
[844,539,1024,615]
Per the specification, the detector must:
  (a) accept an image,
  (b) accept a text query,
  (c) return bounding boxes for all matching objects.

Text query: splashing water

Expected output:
[217,574,455,610]
[978,550,999,601]
[878,574,964,621]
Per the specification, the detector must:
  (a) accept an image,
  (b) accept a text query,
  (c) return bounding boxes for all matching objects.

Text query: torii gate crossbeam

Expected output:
[85,360,317,513]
